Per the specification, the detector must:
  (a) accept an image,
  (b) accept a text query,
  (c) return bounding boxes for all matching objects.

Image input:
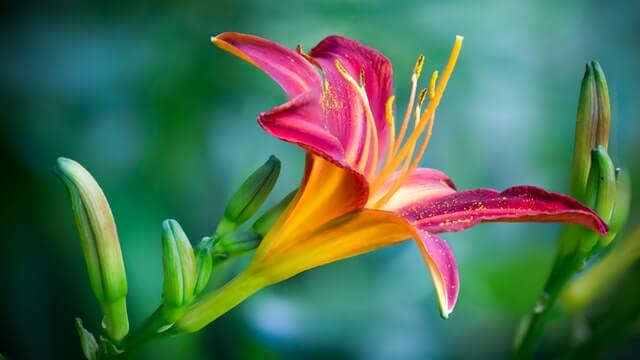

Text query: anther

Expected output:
[385,96,396,126]
[335,59,348,75]
[413,54,425,79]
[429,71,439,100]
[418,88,428,107]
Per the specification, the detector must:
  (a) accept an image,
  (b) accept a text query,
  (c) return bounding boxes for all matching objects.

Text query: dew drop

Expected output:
[534,292,550,314]
[157,323,174,333]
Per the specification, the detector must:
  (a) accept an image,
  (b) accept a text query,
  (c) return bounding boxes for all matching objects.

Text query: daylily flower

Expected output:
[175,33,607,332]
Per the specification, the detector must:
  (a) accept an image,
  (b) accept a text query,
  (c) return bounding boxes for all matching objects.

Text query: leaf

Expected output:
[75,318,99,360]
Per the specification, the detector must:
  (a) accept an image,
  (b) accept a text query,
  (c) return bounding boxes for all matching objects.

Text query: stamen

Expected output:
[385,96,396,164]
[335,60,380,177]
[417,88,428,108]
[335,59,349,77]
[373,112,435,209]
[429,70,439,100]
[414,54,425,79]
[390,55,425,157]
[414,89,427,129]
[296,44,313,63]
[383,36,463,176]
[359,69,366,88]
[372,36,463,208]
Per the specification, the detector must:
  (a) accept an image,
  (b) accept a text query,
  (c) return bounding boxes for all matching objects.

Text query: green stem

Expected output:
[515,252,583,359]
[113,306,170,357]
[100,298,129,344]
[108,256,236,357]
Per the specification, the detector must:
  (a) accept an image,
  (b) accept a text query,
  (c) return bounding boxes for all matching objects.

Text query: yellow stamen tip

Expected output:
[414,54,425,78]
[385,96,396,125]
[335,59,348,75]
[429,71,439,100]
[359,69,366,88]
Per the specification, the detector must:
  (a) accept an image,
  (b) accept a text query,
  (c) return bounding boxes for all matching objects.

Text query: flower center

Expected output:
[335,36,464,209]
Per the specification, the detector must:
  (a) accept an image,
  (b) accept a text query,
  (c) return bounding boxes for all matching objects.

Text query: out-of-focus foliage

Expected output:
[1,0,638,358]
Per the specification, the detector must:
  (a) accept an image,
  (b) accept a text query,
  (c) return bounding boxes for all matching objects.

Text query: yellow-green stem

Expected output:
[174,271,268,333]
[100,298,129,343]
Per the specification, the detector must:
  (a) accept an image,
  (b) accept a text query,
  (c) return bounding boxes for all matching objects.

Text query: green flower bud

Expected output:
[251,190,297,236]
[596,169,631,250]
[193,238,214,296]
[219,156,281,233]
[216,231,262,257]
[161,219,196,321]
[592,61,611,149]
[570,61,611,200]
[55,157,129,342]
[579,146,616,253]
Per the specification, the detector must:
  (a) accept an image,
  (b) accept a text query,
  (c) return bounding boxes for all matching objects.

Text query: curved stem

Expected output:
[112,306,171,358]
[514,221,590,359]
[515,253,582,359]
[173,271,267,333]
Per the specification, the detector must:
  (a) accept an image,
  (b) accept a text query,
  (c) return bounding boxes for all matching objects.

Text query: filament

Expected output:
[371,36,463,207]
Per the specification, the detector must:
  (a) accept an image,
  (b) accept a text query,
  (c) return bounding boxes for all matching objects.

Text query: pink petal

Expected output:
[309,36,394,170]
[414,231,460,318]
[259,93,350,168]
[213,32,353,168]
[398,185,608,235]
[371,167,457,210]
[212,32,322,98]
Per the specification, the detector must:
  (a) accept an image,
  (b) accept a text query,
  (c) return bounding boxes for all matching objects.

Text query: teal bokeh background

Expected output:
[1,0,639,358]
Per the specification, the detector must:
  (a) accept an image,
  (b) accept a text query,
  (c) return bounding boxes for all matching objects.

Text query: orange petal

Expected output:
[254,208,459,318]
[254,154,369,262]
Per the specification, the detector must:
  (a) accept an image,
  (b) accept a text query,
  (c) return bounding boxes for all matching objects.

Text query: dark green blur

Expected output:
[1,0,639,358]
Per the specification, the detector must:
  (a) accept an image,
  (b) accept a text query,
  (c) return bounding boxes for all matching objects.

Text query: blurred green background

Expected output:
[1,0,639,358]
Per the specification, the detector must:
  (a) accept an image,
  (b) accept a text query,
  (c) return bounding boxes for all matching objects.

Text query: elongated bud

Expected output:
[219,155,281,233]
[216,231,262,257]
[161,219,196,321]
[579,146,616,252]
[55,157,129,342]
[596,169,631,250]
[592,61,610,148]
[588,146,617,223]
[193,238,214,296]
[570,61,611,200]
[251,190,296,236]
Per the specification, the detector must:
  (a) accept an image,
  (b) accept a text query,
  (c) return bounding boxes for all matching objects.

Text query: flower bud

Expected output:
[161,219,196,321]
[251,190,296,236]
[219,156,281,233]
[595,169,630,251]
[579,146,616,252]
[55,157,129,341]
[570,61,611,200]
[193,238,214,296]
[216,231,262,257]
[592,61,611,149]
